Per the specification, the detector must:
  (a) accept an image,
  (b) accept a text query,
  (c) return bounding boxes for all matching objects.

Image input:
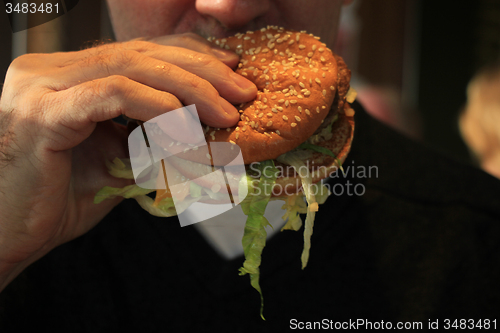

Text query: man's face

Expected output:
[106,0,346,48]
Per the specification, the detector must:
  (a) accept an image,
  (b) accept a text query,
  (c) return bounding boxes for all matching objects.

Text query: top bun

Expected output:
[209,26,341,163]
[154,27,350,166]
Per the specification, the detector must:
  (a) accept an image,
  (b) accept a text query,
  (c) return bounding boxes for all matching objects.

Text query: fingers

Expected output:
[45,75,231,150]
[140,33,240,67]
[57,45,256,105]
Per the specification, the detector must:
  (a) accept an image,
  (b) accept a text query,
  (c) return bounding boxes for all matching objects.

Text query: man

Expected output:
[1,0,499,331]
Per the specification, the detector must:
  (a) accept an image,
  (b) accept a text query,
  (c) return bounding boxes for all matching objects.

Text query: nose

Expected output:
[195,0,270,30]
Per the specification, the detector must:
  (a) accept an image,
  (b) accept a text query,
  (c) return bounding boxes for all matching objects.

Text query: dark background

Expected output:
[1,0,499,165]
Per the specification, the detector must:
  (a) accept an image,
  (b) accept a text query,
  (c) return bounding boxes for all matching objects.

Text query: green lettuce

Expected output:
[238,160,278,320]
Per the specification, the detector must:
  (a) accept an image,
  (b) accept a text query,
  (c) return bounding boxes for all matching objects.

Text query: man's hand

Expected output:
[0,33,257,291]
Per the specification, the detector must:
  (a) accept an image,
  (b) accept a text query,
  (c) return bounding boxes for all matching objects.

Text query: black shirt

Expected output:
[1,103,499,332]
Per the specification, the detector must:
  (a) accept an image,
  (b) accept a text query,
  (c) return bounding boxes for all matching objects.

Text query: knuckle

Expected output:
[183,72,205,90]
[191,53,217,67]
[98,75,129,99]
[108,49,141,71]
[126,39,155,53]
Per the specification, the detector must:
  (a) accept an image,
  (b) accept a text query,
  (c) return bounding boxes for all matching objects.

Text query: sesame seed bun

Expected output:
[154,26,350,167]
[148,26,354,200]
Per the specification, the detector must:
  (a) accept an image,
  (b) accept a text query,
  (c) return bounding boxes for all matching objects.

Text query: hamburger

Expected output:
[95,26,355,317]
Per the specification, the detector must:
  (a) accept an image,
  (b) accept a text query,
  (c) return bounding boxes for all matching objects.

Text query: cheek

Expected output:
[107,0,191,40]
[278,0,342,47]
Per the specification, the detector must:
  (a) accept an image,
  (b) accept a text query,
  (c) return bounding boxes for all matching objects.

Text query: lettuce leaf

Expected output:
[239,160,278,320]
[277,152,318,269]
[94,184,154,204]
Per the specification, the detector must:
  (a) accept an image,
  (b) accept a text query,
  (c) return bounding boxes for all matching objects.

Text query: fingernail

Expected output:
[211,48,238,62]
[218,97,239,121]
[231,72,257,91]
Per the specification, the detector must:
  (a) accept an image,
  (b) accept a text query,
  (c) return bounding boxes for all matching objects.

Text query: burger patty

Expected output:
[313,54,351,135]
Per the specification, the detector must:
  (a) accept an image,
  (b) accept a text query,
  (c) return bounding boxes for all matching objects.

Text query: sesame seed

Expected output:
[295,116,301,122]
[272,108,278,113]
[299,82,305,88]
[282,88,289,93]
[320,56,326,62]
[322,106,326,109]
[298,95,303,99]
[255,47,261,54]
[290,100,297,104]
[315,78,321,84]
[283,115,288,121]
[322,90,327,96]
[230,140,236,145]
[264,132,272,137]
[241,72,247,76]
[298,106,302,112]
[235,133,240,139]
[304,91,311,96]
[312,45,317,51]
[319,48,324,52]
[263,97,268,103]
[289,40,294,45]
[258,113,264,118]
[285,100,290,107]
[277,107,283,111]
[227,128,231,132]
[251,39,255,44]
[262,48,269,53]
[305,109,311,115]
[299,44,306,49]
[267,121,273,126]
[322,73,326,78]
[291,123,297,127]
[252,56,256,61]
[244,36,251,40]
[276,130,281,135]
[316,107,320,113]
[330,86,335,90]
[271,95,277,100]
[278,99,285,103]
[242,125,247,131]
[322,67,329,71]
[308,52,313,57]
[261,58,266,63]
